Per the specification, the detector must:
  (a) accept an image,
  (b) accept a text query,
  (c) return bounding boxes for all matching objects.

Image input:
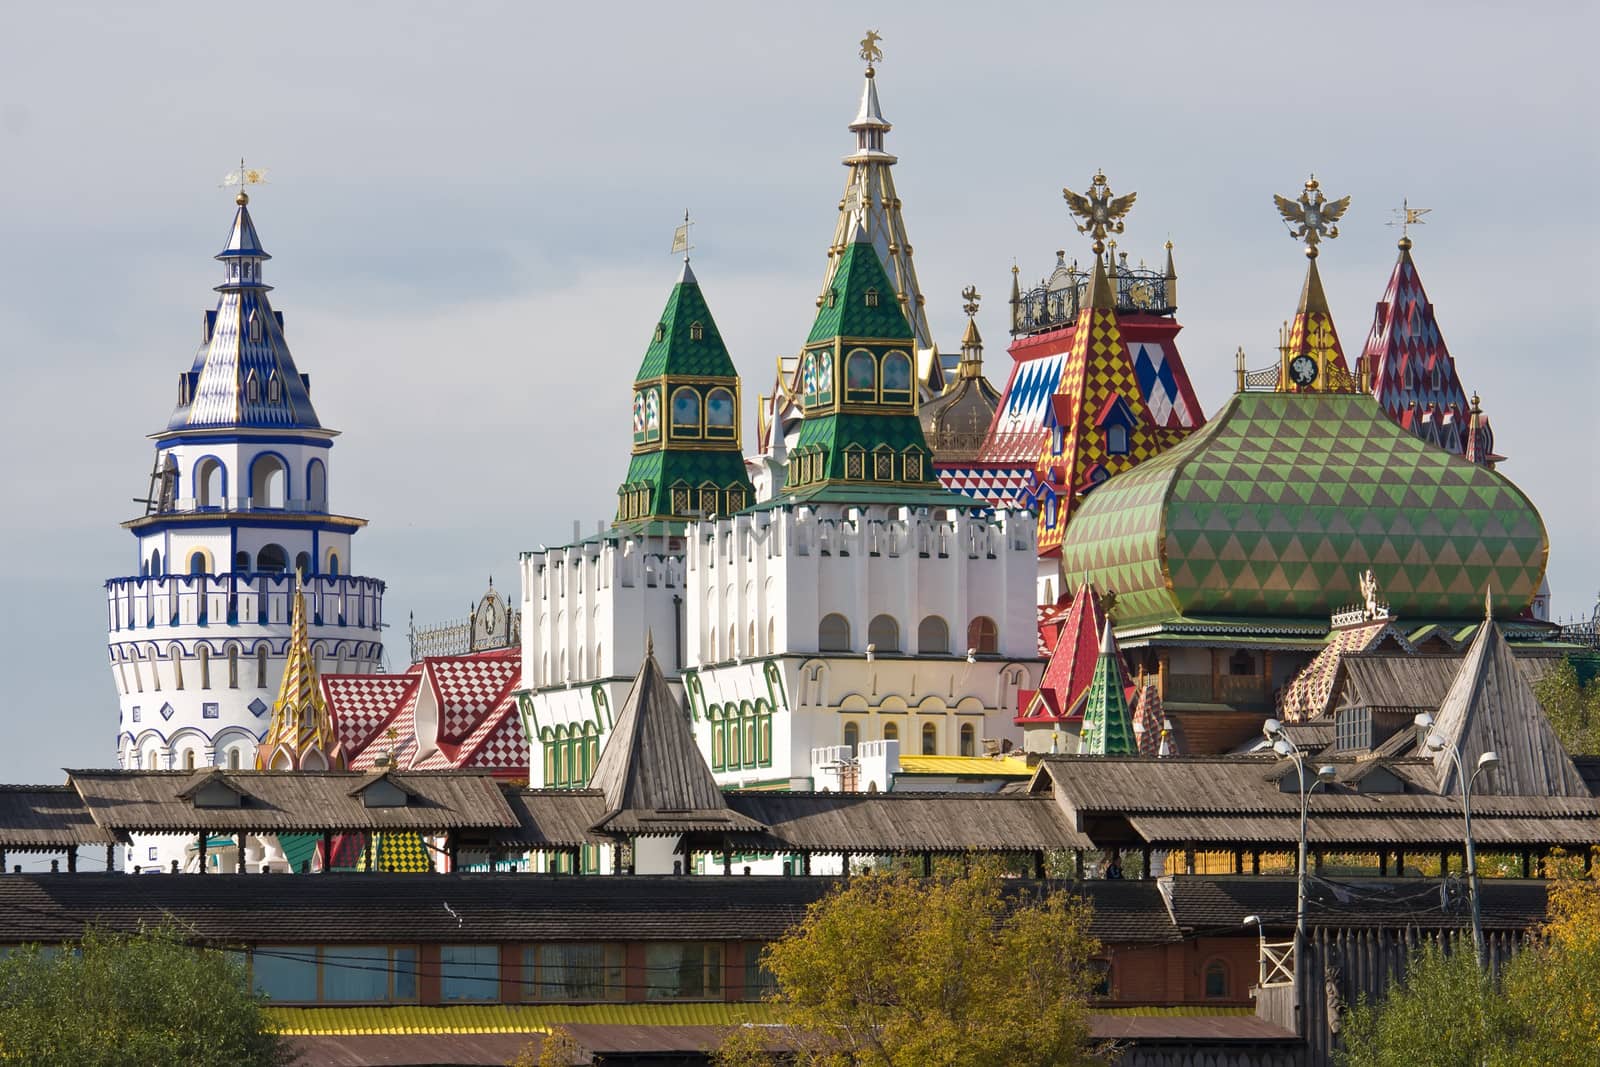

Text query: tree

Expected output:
[719,862,1105,1067]
[509,1025,591,1066]
[0,924,290,1066]
[1533,655,1600,755]
[1339,873,1600,1066]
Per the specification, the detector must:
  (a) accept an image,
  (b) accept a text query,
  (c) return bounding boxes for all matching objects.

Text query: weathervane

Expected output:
[1062,170,1137,255]
[961,285,981,318]
[859,29,883,70]
[1272,175,1350,258]
[221,158,268,204]
[670,210,693,261]
[1388,198,1431,246]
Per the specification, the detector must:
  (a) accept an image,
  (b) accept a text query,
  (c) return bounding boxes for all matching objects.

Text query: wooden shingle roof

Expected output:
[0,786,118,850]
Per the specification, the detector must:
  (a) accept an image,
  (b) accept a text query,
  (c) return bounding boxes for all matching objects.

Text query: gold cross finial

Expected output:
[1388,198,1431,248]
[859,29,883,69]
[961,285,981,318]
[221,158,268,205]
[1062,170,1138,256]
[1272,174,1351,258]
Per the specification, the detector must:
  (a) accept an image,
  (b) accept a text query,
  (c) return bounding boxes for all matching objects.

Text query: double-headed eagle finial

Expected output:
[961,285,981,318]
[859,29,883,70]
[1062,170,1137,256]
[1273,175,1351,258]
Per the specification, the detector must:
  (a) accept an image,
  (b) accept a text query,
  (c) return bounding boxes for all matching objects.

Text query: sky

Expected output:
[0,1,1595,786]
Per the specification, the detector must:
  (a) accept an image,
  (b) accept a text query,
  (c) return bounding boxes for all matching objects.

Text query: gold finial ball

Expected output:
[864,65,875,78]
[1305,176,1320,191]
[1398,235,1413,251]
[1305,245,1319,259]
[236,191,249,206]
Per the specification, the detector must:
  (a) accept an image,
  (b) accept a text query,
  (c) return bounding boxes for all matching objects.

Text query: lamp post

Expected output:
[1262,719,1336,960]
[1414,712,1499,970]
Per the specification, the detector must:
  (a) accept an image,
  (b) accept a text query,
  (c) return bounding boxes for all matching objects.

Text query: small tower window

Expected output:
[825,288,838,308]
[246,371,260,403]
[689,321,704,341]
[865,288,880,308]
[654,322,666,343]
[248,312,262,343]
[874,448,894,481]
[1107,424,1129,455]
[267,374,282,403]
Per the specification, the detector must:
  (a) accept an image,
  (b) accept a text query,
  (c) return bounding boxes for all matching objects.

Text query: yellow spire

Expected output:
[256,572,342,770]
[1272,175,1356,393]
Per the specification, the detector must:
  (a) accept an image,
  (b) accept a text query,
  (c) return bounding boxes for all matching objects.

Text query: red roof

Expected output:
[1016,581,1123,725]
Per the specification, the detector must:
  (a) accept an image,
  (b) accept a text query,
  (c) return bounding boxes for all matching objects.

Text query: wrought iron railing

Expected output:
[1012,268,1173,336]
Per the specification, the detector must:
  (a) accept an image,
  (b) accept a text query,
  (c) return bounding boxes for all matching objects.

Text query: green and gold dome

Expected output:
[1059,389,1548,627]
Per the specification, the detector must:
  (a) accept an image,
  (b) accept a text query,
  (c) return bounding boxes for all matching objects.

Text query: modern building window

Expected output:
[818,613,851,652]
[440,945,500,1002]
[525,944,623,1002]
[917,616,949,655]
[644,943,722,1001]
[251,947,318,1002]
[967,616,999,655]
[867,614,900,653]
[744,949,778,999]
[921,723,938,755]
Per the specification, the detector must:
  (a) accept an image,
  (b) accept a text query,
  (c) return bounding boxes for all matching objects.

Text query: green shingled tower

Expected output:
[785,225,952,503]
[1079,619,1137,755]
[616,262,755,525]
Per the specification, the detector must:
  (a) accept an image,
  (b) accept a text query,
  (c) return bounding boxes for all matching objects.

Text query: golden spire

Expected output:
[256,571,342,770]
[1273,175,1355,393]
[958,285,983,377]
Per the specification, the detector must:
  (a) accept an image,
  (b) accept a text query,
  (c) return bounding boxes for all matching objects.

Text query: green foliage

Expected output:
[0,924,289,1067]
[1533,656,1600,754]
[1339,874,1600,1066]
[727,862,1105,1067]
[509,1025,591,1066]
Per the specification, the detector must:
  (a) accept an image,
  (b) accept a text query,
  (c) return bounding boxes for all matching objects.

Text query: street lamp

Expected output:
[1262,719,1336,963]
[1414,712,1499,970]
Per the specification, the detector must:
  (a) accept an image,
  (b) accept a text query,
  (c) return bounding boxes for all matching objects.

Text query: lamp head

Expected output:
[1243,914,1261,927]
[1478,751,1500,770]
[1413,711,1435,729]
[1426,733,1447,752]
[1272,738,1293,757]
[1263,718,1283,739]
[1316,764,1337,782]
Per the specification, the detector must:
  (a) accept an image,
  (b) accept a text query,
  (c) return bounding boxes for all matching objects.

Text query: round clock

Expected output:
[1289,355,1319,387]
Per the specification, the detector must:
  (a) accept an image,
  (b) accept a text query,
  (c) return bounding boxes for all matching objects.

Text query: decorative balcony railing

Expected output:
[1163,672,1274,710]
[1012,268,1174,336]
[106,573,385,633]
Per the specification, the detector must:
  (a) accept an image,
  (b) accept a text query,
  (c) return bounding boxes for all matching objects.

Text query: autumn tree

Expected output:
[1339,873,1600,1066]
[717,862,1105,1067]
[1533,655,1600,754]
[0,924,290,1067]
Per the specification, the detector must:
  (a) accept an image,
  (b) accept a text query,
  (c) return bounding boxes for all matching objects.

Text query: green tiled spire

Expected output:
[1079,619,1137,755]
[616,262,754,525]
[784,228,956,503]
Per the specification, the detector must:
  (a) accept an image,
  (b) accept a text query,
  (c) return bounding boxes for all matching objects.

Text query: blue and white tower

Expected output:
[106,189,386,797]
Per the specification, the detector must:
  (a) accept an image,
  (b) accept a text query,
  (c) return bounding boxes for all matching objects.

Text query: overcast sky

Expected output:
[0,2,1594,785]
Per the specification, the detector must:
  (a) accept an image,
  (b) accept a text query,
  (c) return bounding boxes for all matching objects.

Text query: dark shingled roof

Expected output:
[1162,875,1549,933]
[67,770,517,833]
[0,786,118,850]
[721,791,1091,853]
[587,653,765,837]
[495,789,609,848]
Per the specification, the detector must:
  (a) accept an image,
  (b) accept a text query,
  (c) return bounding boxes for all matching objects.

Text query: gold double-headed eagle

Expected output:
[1062,171,1137,255]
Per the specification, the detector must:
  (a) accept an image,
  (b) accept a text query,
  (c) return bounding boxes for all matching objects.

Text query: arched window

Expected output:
[227,646,239,688]
[183,750,196,772]
[150,549,162,576]
[917,616,949,655]
[818,613,851,652]
[257,544,288,573]
[967,616,999,656]
[712,711,726,770]
[883,721,898,742]
[921,723,938,755]
[227,748,241,771]
[843,721,860,754]
[250,455,287,508]
[670,388,702,437]
[195,458,224,508]
[146,750,159,771]
[880,351,913,403]
[198,646,210,689]
[188,551,208,576]
[306,460,328,511]
[326,552,340,576]
[235,550,251,572]
[867,614,899,653]
[845,350,877,402]
[295,551,312,577]
[256,646,269,688]
[705,387,736,438]
[959,723,976,757]
[728,624,737,660]
[1204,960,1229,1000]
[747,622,756,657]
[767,617,776,653]
[1107,424,1129,455]
[594,643,603,677]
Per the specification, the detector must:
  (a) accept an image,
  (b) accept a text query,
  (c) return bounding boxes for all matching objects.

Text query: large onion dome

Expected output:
[1059,391,1548,627]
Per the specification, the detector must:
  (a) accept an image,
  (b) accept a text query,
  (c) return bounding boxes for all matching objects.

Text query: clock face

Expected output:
[1290,355,1319,387]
